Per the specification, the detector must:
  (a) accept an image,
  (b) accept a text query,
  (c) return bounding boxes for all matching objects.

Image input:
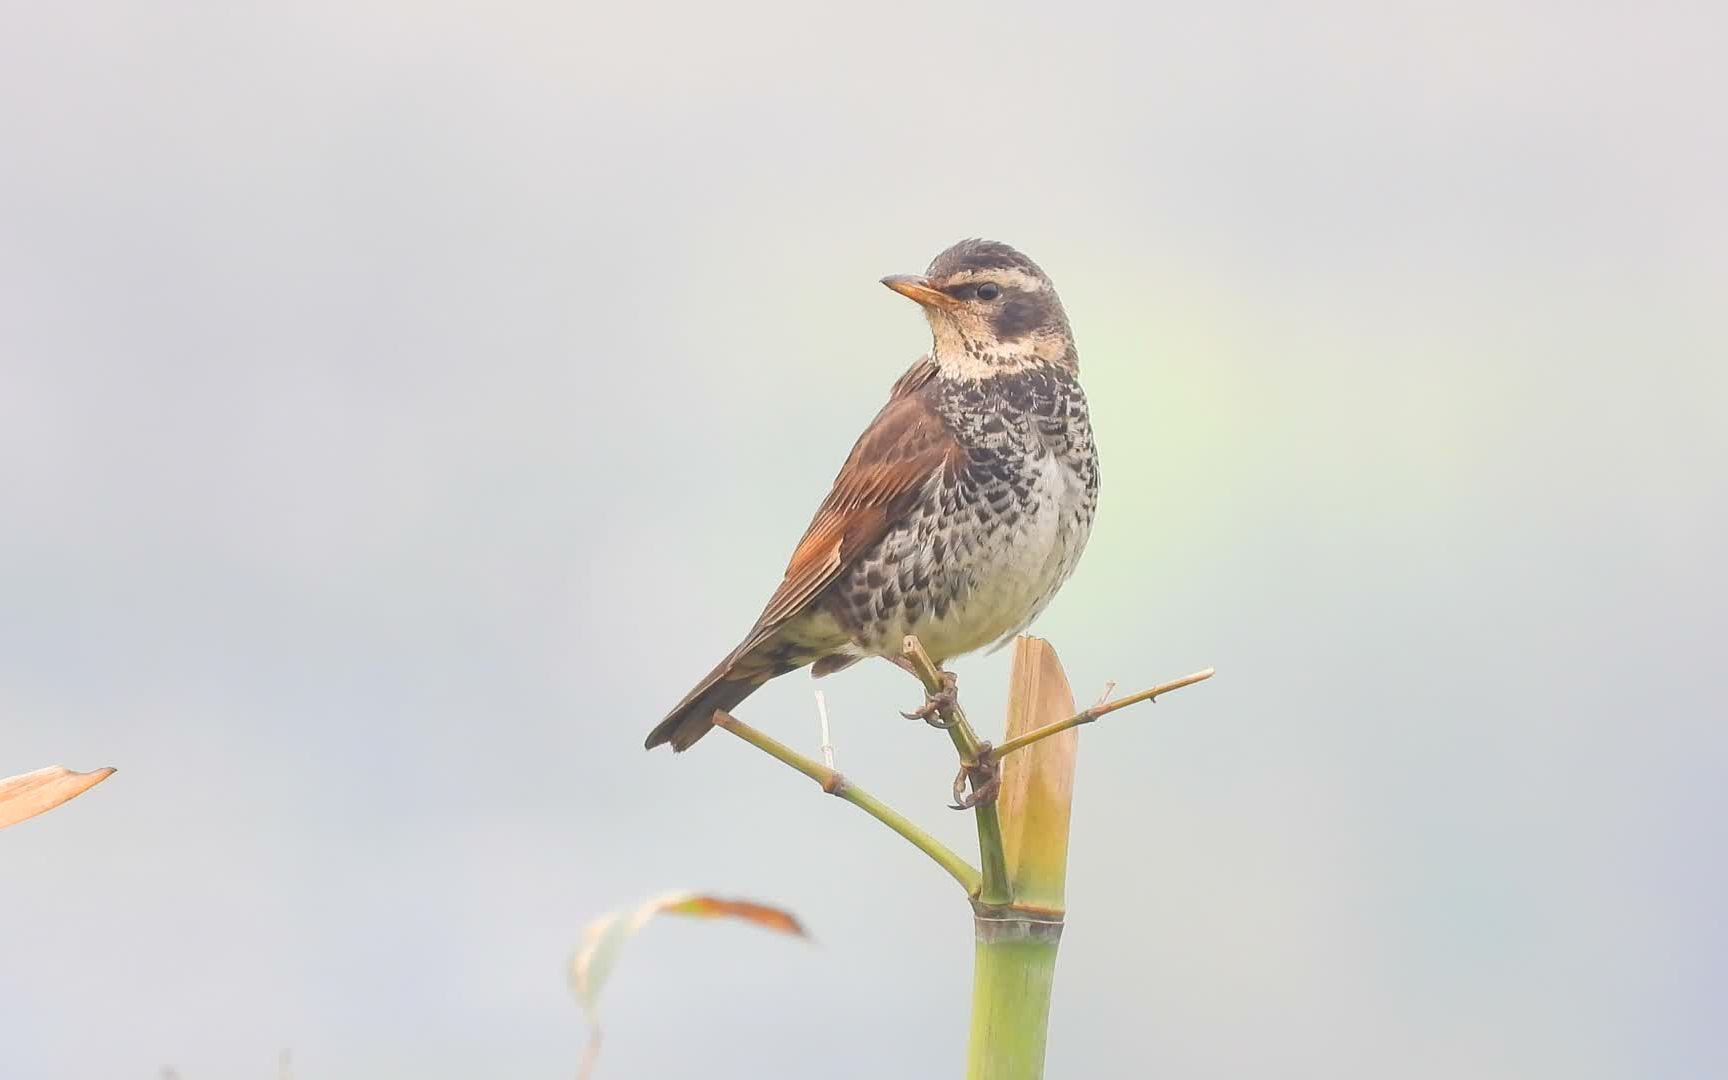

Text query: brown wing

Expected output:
[645,357,954,751]
[887,353,938,399]
[741,357,958,649]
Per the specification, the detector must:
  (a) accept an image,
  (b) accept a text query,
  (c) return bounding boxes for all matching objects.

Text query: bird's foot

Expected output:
[950,742,1000,810]
[901,670,959,729]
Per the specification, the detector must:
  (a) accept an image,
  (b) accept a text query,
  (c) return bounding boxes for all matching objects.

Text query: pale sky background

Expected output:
[3,2,1725,1077]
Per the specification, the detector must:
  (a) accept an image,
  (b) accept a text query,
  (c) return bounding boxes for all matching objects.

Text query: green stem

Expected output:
[901,637,1013,907]
[713,711,983,896]
[967,916,1062,1080]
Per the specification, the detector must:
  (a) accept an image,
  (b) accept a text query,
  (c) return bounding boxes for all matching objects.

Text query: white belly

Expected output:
[896,449,1091,660]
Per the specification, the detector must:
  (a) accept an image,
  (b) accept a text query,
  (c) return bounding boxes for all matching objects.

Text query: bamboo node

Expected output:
[971,905,1066,945]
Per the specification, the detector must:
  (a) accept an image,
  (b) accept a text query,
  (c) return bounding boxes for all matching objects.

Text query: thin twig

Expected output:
[814,689,835,769]
[987,667,1216,763]
[713,710,983,896]
[901,636,1013,907]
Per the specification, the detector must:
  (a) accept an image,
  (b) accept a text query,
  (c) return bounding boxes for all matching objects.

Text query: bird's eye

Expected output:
[976,283,1002,301]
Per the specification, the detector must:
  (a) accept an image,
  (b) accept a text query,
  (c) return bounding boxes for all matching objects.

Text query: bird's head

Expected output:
[881,239,1076,378]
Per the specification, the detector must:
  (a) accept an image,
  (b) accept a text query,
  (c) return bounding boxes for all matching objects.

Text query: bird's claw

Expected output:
[948,743,1000,810]
[901,671,959,728]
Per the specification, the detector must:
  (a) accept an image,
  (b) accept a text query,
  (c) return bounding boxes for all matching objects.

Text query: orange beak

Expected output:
[880,274,959,311]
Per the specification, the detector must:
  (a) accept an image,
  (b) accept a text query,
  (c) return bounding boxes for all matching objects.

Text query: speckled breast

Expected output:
[829,367,1098,661]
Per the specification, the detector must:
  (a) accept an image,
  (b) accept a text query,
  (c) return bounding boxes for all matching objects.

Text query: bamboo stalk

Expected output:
[698,637,1214,1079]
[963,637,1080,1079]
[967,933,1061,1080]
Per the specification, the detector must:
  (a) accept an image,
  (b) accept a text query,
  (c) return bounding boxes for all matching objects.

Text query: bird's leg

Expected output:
[883,653,999,807]
[897,664,959,729]
[949,740,1000,810]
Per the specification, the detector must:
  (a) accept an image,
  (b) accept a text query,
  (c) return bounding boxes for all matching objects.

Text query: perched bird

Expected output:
[646,239,1098,751]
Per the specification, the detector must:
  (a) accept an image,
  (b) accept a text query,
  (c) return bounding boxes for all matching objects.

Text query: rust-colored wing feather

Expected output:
[748,357,953,638]
[646,357,956,751]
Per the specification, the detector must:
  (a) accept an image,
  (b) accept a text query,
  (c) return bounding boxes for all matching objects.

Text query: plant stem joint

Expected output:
[971,905,1066,946]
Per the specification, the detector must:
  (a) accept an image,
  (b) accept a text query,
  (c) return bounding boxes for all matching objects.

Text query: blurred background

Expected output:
[3,1,1724,1077]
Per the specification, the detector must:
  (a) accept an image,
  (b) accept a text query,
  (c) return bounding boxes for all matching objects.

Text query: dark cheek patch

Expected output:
[992,295,1045,341]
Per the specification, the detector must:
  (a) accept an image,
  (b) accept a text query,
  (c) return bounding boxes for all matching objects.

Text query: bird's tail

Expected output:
[645,657,765,752]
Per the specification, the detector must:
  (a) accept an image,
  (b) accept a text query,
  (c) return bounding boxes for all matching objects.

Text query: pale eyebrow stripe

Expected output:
[941,268,1047,293]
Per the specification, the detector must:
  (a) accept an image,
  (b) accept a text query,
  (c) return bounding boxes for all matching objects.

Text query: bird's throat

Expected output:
[929,318,1075,381]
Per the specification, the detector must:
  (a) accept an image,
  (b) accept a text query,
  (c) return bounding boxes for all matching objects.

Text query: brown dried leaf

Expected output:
[569,890,807,1078]
[0,765,116,830]
[570,890,808,1023]
[1000,637,1080,910]
[655,893,808,937]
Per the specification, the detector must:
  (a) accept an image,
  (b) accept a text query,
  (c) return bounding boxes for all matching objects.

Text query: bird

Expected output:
[646,239,1098,752]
